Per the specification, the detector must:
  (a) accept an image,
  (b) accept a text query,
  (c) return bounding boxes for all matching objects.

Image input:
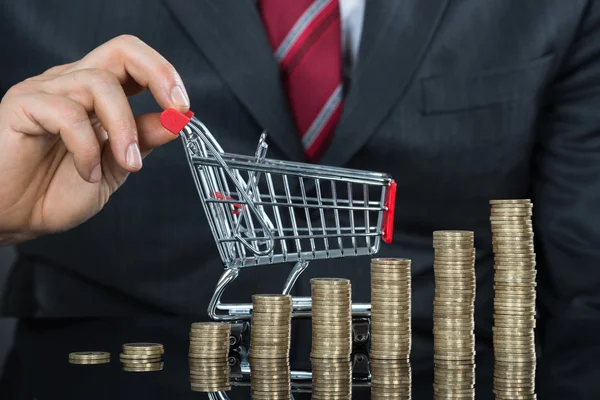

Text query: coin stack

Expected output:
[311,358,353,399]
[370,257,412,399]
[311,278,352,358]
[432,230,476,400]
[250,294,293,358]
[250,358,291,400]
[311,278,353,399]
[249,294,292,399]
[188,322,232,392]
[69,351,110,365]
[490,199,537,400]
[370,358,412,400]
[120,343,164,372]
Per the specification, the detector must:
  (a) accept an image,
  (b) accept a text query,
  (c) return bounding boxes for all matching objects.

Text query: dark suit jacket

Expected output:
[2,0,600,398]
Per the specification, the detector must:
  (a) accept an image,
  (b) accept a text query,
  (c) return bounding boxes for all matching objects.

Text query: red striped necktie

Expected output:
[259,0,343,163]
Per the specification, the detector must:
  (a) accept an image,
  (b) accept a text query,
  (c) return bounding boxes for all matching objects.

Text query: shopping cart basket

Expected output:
[160,109,397,321]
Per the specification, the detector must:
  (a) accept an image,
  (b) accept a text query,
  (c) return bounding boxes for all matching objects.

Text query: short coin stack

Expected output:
[69,351,110,365]
[432,230,476,400]
[188,322,232,392]
[311,278,353,399]
[250,294,293,358]
[249,294,292,399]
[490,199,537,400]
[370,257,412,399]
[120,343,164,372]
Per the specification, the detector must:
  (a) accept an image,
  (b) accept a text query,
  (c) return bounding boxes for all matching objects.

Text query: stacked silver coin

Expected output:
[370,257,412,399]
[188,322,231,392]
[490,199,537,400]
[250,294,292,399]
[311,278,353,399]
[432,231,476,400]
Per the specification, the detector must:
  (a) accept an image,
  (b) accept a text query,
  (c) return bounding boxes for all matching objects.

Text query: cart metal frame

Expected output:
[161,109,397,320]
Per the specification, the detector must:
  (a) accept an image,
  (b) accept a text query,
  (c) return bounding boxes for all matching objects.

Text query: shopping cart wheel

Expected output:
[352,318,370,347]
[229,343,248,380]
[352,351,371,380]
[229,321,248,349]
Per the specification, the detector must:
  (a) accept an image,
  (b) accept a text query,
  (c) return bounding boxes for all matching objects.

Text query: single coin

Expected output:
[123,343,164,353]
[190,322,232,329]
[371,258,412,265]
[69,351,110,360]
[310,277,351,285]
[69,358,110,365]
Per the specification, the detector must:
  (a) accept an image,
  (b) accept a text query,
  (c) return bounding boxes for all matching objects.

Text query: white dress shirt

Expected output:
[339,0,366,70]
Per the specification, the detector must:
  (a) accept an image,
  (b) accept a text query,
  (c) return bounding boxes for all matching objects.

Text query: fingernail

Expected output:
[90,164,102,183]
[126,143,143,170]
[171,85,189,108]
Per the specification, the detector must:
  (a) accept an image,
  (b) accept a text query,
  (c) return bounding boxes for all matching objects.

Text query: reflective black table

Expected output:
[0,316,503,400]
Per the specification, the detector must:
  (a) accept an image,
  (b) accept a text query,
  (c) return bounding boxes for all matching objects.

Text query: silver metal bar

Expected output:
[206,197,385,211]
[231,380,372,389]
[190,153,392,183]
[215,298,372,319]
[283,175,302,257]
[205,198,384,211]
[281,261,310,295]
[232,132,268,238]
[211,160,247,262]
[364,184,371,250]
[215,225,378,234]
[207,268,243,321]
[315,179,329,256]
[298,177,317,257]
[208,192,383,207]
[207,393,229,400]
[215,231,381,243]
[265,173,287,260]
[331,181,344,252]
[348,182,357,254]
[291,370,313,380]
[213,247,377,269]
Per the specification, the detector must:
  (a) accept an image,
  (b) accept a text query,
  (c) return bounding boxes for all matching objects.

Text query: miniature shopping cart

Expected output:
[160,109,397,321]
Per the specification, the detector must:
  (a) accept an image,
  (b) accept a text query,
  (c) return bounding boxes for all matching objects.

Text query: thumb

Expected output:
[135,112,180,155]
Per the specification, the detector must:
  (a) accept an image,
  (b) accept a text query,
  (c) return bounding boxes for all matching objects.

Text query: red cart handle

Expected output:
[160,108,195,135]
[382,180,397,244]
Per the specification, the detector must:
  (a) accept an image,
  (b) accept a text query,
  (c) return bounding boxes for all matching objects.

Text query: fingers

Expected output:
[8,93,102,183]
[40,69,142,173]
[3,35,188,183]
[64,35,190,112]
[135,112,179,154]
[42,62,77,77]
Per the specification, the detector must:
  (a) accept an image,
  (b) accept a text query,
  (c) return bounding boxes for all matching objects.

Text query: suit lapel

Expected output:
[321,0,450,167]
[162,0,306,162]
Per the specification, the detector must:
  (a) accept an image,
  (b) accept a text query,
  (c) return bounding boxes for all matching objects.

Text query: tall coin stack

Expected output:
[311,278,353,399]
[311,358,353,399]
[188,322,232,392]
[249,294,292,399]
[490,199,537,400]
[120,343,164,372]
[432,231,476,400]
[370,258,412,400]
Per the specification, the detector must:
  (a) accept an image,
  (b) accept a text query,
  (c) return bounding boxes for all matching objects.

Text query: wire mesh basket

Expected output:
[160,109,397,320]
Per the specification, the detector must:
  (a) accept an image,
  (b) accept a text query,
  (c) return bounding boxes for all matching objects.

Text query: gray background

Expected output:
[0,245,16,377]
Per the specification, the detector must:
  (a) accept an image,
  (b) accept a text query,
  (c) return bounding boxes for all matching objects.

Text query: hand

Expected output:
[0,35,190,245]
